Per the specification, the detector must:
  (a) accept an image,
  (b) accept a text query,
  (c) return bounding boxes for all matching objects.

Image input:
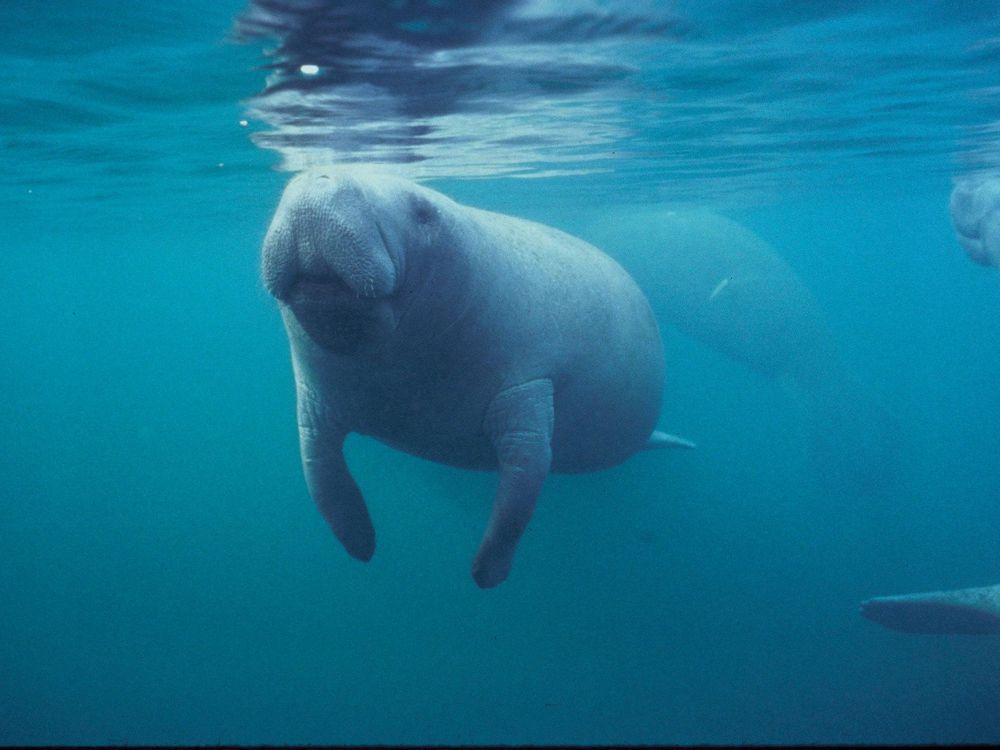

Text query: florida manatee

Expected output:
[576,206,896,493]
[261,168,691,588]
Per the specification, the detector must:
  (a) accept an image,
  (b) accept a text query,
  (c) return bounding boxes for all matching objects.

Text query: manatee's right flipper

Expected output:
[472,379,554,589]
[296,382,375,562]
[860,582,1000,634]
[644,430,697,450]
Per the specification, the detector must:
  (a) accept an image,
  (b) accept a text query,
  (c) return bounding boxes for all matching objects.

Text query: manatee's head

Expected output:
[950,177,1000,270]
[262,168,436,353]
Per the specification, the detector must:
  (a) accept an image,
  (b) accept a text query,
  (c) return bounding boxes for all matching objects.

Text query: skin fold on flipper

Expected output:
[860,583,1000,635]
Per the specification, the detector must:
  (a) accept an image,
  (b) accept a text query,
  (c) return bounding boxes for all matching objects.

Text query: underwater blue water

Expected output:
[2,1,1000,745]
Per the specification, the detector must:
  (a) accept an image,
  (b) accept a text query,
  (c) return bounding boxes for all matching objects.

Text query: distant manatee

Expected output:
[950,175,1000,271]
[861,582,1000,635]
[576,206,896,492]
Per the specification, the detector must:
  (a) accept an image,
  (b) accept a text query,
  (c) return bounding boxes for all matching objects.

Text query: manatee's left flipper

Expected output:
[860,583,1000,635]
[472,379,554,589]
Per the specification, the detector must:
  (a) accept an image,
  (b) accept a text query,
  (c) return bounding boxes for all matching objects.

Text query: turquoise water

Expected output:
[3,1,1000,745]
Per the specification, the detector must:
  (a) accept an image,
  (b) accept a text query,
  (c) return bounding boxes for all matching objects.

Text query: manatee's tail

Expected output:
[644,430,697,450]
[860,582,1000,635]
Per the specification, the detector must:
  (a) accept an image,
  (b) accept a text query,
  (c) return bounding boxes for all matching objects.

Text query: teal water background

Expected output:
[2,1,1000,744]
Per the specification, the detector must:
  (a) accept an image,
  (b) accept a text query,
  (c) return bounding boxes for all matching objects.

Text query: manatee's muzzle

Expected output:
[261,191,400,304]
[285,279,393,354]
[266,257,381,304]
[286,276,354,305]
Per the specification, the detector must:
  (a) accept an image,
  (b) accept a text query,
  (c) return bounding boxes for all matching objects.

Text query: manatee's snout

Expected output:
[262,170,406,354]
[261,169,402,304]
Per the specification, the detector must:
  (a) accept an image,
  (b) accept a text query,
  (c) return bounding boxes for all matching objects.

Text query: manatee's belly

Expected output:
[353,397,500,471]
[317,360,502,470]
[375,431,498,471]
[322,359,660,475]
[346,385,657,473]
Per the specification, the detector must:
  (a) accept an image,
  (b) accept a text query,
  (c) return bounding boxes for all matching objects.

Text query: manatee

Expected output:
[861,583,1000,635]
[950,176,1000,271]
[576,207,897,493]
[261,168,691,588]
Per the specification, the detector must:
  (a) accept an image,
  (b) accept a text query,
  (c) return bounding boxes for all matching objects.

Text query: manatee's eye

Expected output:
[410,196,436,225]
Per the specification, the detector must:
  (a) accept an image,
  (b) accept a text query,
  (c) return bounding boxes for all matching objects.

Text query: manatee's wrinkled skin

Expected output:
[861,583,1000,635]
[577,207,897,494]
[950,176,1000,270]
[262,168,674,588]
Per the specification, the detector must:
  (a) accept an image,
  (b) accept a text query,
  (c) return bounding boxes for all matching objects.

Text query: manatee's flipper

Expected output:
[860,583,1000,635]
[473,379,554,589]
[296,381,375,562]
[644,430,697,450]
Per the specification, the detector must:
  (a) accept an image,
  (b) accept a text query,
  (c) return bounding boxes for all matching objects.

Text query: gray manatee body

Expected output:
[262,168,684,588]
[576,206,896,493]
[950,176,1000,271]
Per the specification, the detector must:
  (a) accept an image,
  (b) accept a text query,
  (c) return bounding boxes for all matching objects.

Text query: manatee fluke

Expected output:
[861,583,1000,635]
[262,168,689,588]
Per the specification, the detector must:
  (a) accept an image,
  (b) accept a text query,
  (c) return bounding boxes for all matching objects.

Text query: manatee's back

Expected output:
[580,207,837,387]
